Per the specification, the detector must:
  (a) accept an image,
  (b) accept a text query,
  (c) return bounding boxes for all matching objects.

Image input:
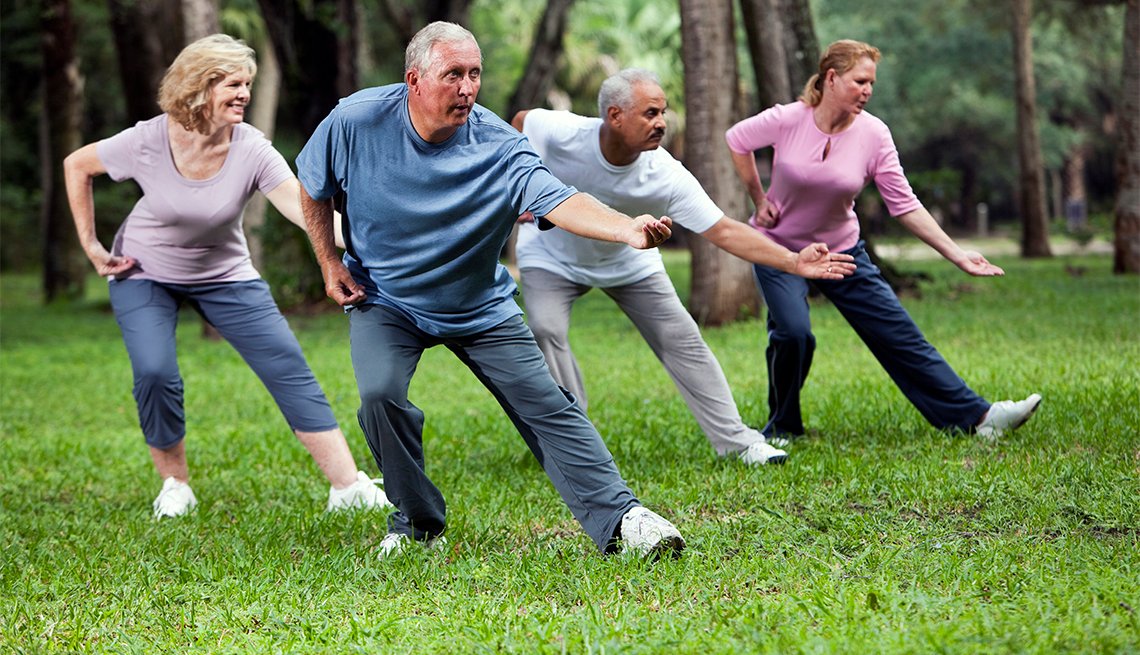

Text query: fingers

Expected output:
[977,257,1004,276]
[323,263,365,306]
[517,211,536,224]
[98,256,136,276]
[753,215,776,228]
[328,282,365,306]
[823,262,857,278]
[645,220,672,241]
[754,204,780,228]
[963,252,1005,277]
[636,216,671,248]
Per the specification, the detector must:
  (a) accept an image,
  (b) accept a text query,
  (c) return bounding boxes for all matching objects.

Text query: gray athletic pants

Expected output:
[520,268,761,456]
[347,304,639,553]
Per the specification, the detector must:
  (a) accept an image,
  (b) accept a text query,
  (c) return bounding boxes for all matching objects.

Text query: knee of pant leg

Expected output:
[769,319,814,347]
[132,365,182,400]
[357,375,407,411]
[526,313,567,346]
[145,432,185,450]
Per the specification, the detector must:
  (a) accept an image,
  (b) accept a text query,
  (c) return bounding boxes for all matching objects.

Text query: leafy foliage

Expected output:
[814,0,1125,223]
[0,0,1128,303]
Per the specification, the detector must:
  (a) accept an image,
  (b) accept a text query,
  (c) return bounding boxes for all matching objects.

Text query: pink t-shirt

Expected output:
[725,102,922,252]
[97,115,293,283]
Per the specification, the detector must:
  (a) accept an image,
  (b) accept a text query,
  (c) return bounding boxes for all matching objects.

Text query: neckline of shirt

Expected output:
[162,115,238,187]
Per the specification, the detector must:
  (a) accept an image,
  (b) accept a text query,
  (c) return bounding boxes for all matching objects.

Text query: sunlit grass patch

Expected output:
[2,253,1137,653]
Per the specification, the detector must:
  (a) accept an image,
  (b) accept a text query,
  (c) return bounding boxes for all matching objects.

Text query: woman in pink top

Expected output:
[64,35,390,519]
[726,40,1040,443]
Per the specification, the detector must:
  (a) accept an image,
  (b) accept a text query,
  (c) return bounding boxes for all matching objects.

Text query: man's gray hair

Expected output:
[597,68,661,117]
[405,21,480,74]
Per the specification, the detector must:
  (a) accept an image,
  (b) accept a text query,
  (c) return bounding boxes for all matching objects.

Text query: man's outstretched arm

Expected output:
[701,217,856,280]
[543,192,672,250]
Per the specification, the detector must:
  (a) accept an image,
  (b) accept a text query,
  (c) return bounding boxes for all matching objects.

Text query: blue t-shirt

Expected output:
[297,83,576,337]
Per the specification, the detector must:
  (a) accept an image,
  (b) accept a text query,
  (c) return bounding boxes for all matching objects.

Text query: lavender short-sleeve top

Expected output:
[97,115,293,283]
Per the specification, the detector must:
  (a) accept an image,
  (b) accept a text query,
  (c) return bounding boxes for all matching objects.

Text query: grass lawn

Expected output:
[2,251,1138,653]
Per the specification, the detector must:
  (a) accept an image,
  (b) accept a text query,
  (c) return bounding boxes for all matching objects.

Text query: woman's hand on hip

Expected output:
[749,198,780,229]
[85,245,136,277]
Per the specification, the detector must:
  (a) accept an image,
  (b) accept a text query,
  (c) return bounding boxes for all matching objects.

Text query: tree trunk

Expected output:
[506,0,576,120]
[778,0,820,94]
[501,0,576,266]
[257,0,358,136]
[379,0,475,46]
[181,0,219,41]
[106,0,182,123]
[739,0,791,109]
[41,0,87,302]
[680,0,760,326]
[1114,0,1140,274]
[1011,0,1052,257]
[245,38,281,271]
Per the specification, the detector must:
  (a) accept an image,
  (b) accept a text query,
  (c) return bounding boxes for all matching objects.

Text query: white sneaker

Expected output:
[153,476,197,519]
[766,435,792,448]
[377,532,446,560]
[620,507,685,559]
[976,393,1043,438]
[326,471,394,512]
[739,440,789,465]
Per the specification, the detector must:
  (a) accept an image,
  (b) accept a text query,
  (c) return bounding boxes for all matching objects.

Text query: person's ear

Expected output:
[405,69,419,93]
[607,105,622,126]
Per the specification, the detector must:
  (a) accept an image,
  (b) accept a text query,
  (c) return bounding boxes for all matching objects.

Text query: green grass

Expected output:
[2,252,1138,654]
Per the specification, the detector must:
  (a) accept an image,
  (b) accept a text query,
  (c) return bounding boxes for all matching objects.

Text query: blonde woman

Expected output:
[726,40,1041,444]
[63,34,389,518]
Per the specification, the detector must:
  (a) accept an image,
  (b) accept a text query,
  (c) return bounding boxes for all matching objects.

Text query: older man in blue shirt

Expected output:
[297,21,684,559]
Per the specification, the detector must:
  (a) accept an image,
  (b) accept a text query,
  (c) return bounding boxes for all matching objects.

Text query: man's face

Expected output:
[406,39,482,141]
[611,81,668,152]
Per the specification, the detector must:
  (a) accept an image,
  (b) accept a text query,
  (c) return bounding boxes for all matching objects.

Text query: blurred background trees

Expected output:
[1,0,1133,316]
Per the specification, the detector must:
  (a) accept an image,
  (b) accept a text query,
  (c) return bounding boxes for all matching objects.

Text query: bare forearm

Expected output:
[267,178,346,249]
[544,193,635,243]
[299,187,366,305]
[730,151,767,206]
[896,208,967,265]
[702,217,796,272]
[66,175,99,254]
[63,147,104,256]
[300,189,339,266]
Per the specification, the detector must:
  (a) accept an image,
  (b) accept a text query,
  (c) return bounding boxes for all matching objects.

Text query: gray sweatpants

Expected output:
[348,305,639,553]
[520,268,761,456]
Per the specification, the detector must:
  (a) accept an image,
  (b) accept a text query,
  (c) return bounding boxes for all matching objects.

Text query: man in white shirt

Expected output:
[511,68,854,465]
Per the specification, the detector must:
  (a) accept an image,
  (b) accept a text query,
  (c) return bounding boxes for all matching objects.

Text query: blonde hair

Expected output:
[798,39,881,107]
[158,34,257,134]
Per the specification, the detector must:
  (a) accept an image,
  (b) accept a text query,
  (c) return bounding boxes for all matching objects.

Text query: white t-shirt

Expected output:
[518,109,723,287]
